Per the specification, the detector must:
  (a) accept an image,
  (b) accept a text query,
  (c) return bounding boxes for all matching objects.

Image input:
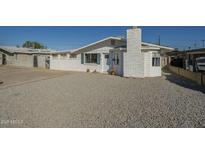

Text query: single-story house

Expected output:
[0,27,174,78]
[0,46,51,69]
[50,27,174,77]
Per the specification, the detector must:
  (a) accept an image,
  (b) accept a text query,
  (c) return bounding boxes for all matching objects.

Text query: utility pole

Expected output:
[201,40,205,48]
[158,35,161,45]
[194,42,197,49]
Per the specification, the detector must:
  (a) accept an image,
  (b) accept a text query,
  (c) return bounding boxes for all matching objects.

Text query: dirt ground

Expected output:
[0,66,205,128]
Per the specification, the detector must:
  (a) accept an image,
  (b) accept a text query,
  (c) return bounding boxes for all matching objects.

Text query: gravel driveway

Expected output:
[0,66,205,128]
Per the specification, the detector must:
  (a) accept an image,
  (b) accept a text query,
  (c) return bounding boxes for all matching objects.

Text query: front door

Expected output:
[102,54,110,72]
[2,54,6,65]
[33,55,38,67]
[45,56,50,69]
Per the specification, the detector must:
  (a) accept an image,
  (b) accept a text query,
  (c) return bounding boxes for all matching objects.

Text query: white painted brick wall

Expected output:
[144,52,151,77]
[50,47,112,73]
[50,55,102,72]
[149,51,161,77]
[123,52,145,78]
[144,51,161,77]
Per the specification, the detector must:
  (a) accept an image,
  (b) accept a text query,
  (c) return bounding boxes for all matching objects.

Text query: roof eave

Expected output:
[71,37,125,54]
[142,42,175,51]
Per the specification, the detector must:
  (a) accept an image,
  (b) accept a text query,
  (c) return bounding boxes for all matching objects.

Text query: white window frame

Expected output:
[52,54,59,59]
[60,53,67,59]
[152,53,160,67]
[85,53,98,64]
[70,54,77,59]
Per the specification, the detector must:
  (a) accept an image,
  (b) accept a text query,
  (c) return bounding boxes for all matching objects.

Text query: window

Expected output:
[52,54,58,59]
[152,53,160,66]
[81,53,84,64]
[60,54,67,59]
[113,53,119,65]
[111,40,116,45]
[152,57,160,66]
[70,54,77,58]
[105,54,109,59]
[85,53,100,64]
[188,55,193,65]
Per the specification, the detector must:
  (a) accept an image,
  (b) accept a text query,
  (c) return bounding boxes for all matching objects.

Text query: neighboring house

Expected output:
[168,48,205,72]
[0,46,51,69]
[50,27,174,77]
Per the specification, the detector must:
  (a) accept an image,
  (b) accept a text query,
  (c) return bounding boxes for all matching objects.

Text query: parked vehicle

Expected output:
[196,57,205,72]
[170,58,183,68]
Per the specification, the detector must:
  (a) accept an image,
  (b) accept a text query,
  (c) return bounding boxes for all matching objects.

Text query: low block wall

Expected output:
[168,65,205,86]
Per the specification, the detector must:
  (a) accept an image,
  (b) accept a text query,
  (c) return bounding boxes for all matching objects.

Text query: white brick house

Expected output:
[50,27,174,77]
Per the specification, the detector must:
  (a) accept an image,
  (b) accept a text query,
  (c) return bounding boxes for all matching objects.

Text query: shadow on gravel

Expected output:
[165,74,205,94]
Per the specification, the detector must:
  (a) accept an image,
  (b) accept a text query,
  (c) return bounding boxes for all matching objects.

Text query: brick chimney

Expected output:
[123,27,144,78]
[127,26,141,53]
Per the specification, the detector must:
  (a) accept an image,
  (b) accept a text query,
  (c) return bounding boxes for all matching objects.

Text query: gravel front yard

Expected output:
[0,66,205,128]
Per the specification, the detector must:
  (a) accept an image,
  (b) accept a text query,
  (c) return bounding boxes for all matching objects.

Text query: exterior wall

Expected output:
[50,47,113,73]
[161,55,169,68]
[11,54,33,67]
[0,52,13,65]
[124,52,145,78]
[0,52,34,67]
[0,51,49,68]
[144,52,151,77]
[149,51,161,77]
[144,51,161,77]
[149,65,161,77]
[160,49,172,68]
[50,55,84,71]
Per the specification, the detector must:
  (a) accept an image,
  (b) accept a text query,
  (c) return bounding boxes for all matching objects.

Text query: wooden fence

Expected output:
[168,65,205,86]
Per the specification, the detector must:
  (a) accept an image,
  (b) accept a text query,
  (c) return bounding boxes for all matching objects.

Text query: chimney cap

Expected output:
[131,26,138,29]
